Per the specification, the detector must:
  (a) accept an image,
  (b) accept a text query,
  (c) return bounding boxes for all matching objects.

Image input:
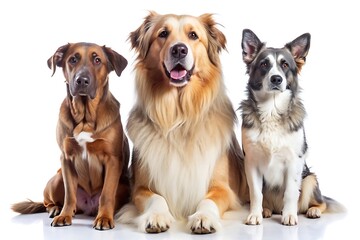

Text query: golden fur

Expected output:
[116,12,248,234]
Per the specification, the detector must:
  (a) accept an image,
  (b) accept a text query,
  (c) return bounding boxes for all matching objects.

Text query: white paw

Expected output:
[246,212,263,225]
[188,211,221,234]
[282,213,298,225]
[138,211,175,233]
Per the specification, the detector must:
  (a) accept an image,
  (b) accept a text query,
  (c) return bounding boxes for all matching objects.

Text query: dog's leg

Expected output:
[188,187,229,234]
[93,154,121,230]
[134,188,174,233]
[43,170,65,218]
[245,164,263,225]
[188,155,236,234]
[51,154,78,227]
[281,157,302,226]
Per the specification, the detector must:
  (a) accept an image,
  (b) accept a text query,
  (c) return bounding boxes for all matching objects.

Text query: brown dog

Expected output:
[12,42,130,230]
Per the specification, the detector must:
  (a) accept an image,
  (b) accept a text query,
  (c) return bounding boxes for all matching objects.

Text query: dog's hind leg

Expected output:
[298,173,326,218]
[43,169,65,218]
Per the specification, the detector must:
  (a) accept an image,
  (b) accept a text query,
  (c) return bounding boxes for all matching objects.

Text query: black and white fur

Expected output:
[240,29,328,226]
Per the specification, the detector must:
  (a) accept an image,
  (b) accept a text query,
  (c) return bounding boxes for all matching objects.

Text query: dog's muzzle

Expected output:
[70,70,97,99]
[164,43,194,87]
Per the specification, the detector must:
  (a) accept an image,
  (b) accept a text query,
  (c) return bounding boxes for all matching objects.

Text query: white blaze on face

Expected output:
[266,54,287,92]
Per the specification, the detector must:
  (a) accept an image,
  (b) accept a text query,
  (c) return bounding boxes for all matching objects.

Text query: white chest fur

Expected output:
[74,131,95,160]
[245,119,305,187]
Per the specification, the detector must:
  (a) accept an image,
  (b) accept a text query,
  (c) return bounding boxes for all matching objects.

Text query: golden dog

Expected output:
[12,42,130,230]
[116,12,248,234]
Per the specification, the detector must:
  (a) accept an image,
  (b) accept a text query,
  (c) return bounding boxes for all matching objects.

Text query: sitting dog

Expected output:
[116,12,248,234]
[240,29,341,225]
[12,42,130,230]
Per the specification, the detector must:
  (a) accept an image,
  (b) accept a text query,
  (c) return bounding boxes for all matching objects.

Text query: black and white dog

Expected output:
[240,29,334,226]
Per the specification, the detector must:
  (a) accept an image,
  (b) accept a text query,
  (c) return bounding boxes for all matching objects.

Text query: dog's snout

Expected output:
[171,43,188,59]
[76,75,90,87]
[270,75,282,86]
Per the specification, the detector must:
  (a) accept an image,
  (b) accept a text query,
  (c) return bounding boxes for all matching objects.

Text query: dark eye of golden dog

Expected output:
[188,31,198,40]
[158,30,169,38]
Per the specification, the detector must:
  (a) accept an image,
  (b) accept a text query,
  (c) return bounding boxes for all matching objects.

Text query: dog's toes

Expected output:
[262,208,272,218]
[281,214,298,226]
[48,206,61,218]
[188,212,220,234]
[51,215,72,227]
[246,213,262,225]
[93,216,114,230]
[306,207,321,218]
[143,213,173,233]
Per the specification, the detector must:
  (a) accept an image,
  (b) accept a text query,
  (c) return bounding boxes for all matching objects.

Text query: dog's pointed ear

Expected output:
[129,11,158,59]
[47,43,71,77]
[285,33,311,72]
[103,46,128,77]
[199,13,227,67]
[241,29,264,65]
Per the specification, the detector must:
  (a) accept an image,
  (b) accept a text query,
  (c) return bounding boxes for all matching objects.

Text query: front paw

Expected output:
[281,213,298,225]
[51,215,72,227]
[188,212,221,234]
[93,215,114,230]
[246,212,263,225]
[139,211,174,233]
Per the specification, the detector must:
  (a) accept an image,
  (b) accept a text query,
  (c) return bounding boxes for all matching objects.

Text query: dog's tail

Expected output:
[11,199,46,214]
[324,196,347,213]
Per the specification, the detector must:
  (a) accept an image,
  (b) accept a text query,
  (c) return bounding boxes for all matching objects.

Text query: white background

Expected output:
[0,0,359,239]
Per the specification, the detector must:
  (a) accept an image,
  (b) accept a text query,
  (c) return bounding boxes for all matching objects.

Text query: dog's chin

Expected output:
[71,90,96,99]
[163,63,194,88]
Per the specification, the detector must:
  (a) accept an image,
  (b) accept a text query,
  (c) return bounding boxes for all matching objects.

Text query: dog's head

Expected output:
[241,29,310,101]
[47,42,127,99]
[129,11,226,88]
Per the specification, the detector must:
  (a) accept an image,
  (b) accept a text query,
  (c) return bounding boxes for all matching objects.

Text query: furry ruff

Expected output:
[116,11,247,234]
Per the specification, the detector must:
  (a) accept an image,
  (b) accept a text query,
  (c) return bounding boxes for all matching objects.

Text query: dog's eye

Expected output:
[94,57,101,65]
[260,62,268,68]
[69,56,78,65]
[188,31,198,40]
[281,61,289,69]
[159,30,169,38]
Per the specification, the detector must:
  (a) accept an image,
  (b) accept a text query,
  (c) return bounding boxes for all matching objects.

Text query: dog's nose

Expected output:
[171,43,188,59]
[270,75,282,86]
[75,75,90,87]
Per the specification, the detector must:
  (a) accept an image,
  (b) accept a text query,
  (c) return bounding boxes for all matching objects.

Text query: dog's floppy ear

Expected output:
[129,11,158,59]
[47,43,71,77]
[285,33,311,72]
[199,13,227,66]
[103,46,128,77]
[241,29,264,66]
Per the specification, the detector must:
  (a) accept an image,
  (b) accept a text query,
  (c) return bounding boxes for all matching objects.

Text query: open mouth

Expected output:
[163,63,194,87]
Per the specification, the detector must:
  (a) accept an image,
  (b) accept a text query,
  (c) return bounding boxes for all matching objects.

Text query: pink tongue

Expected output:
[170,69,187,80]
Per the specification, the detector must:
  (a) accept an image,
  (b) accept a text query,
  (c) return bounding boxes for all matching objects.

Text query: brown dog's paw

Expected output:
[51,215,72,227]
[47,206,62,218]
[93,216,114,230]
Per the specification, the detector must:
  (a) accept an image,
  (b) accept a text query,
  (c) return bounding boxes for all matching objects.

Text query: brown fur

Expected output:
[12,42,130,230]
